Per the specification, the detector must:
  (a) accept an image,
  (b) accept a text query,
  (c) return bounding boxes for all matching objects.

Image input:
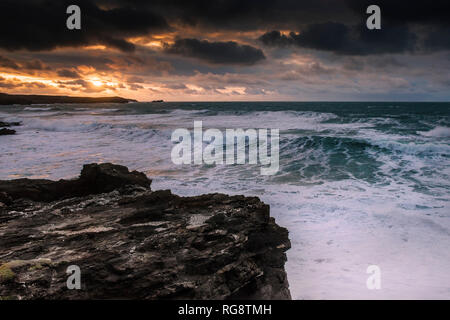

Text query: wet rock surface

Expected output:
[0,128,16,135]
[0,121,21,127]
[0,121,21,135]
[0,163,291,300]
[0,163,151,202]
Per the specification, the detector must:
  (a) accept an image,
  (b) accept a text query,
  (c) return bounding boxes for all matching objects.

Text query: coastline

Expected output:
[0,93,137,105]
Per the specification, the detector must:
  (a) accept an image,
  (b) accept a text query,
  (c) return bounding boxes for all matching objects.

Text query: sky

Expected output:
[0,0,449,101]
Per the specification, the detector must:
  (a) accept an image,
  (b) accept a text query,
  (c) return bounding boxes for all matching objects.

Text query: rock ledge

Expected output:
[0,163,291,300]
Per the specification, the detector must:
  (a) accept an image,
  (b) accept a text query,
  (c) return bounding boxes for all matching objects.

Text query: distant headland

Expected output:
[0,93,137,105]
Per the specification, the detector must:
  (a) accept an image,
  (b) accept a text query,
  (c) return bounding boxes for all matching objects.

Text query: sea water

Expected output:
[1,102,449,299]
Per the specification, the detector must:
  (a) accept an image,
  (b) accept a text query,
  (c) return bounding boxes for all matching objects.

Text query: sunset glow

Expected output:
[0,1,449,101]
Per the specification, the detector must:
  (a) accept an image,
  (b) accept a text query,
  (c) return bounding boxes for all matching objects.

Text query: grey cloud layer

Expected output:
[259,23,417,55]
[164,39,265,65]
[0,0,169,52]
[1,0,449,56]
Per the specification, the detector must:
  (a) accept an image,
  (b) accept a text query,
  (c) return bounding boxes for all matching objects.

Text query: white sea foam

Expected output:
[419,126,450,137]
[23,106,56,111]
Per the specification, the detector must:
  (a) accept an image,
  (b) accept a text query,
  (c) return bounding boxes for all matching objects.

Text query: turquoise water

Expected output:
[1,102,449,298]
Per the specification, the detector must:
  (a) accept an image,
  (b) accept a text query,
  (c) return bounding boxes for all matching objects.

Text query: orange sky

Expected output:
[1,1,449,101]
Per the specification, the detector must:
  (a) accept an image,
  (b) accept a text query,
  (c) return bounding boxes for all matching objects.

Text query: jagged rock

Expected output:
[78,163,151,194]
[0,121,21,136]
[0,121,21,127]
[0,192,12,206]
[0,128,16,135]
[0,163,152,202]
[0,164,291,300]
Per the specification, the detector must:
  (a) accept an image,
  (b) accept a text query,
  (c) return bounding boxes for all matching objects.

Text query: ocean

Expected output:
[1,102,449,299]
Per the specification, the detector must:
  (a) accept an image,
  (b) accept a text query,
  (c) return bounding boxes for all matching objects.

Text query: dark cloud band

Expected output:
[165,39,265,65]
[0,0,168,52]
[0,0,448,55]
[259,23,417,55]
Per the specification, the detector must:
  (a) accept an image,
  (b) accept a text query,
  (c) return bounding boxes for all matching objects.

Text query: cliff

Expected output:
[0,163,291,299]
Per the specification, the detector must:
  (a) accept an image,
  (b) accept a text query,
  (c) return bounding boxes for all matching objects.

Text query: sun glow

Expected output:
[91,80,103,87]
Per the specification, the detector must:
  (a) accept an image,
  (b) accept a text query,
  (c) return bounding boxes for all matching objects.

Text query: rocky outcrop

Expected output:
[0,121,21,135]
[0,163,291,300]
[0,128,15,135]
[0,163,151,202]
[0,121,21,127]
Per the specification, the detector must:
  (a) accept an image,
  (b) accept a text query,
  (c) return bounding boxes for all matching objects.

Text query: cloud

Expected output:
[0,1,449,101]
[424,26,450,51]
[0,55,19,69]
[109,0,353,30]
[0,55,50,74]
[0,76,19,88]
[56,79,114,93]
[0,0,169,52]
[128,83,144,90]
[279,62,336,81]
[1,0,448,56]
[127,76,145,83]
[259,31,293,47]
[260,22,417,55]
[23,60,48,70]
[0,76,51,89]
[57,69,81,78]
[165,39,265,65]
[162,83,188,90]
[1,0,448,59]
[345,0,450,26]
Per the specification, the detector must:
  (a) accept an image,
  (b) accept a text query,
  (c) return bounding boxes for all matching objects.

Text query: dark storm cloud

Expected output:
[345,0,450,26]
[108,0,450,31]
[260,23,417,55]
[102,0,354,29]
[57,69,81,78]
[424,26,450,51]
[345,0,450,53]
[255,0,450,55]
[0,0,449,56]
[259,31,293,47]
[165,39,265,65]
[0,0,168,52]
